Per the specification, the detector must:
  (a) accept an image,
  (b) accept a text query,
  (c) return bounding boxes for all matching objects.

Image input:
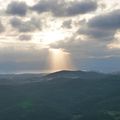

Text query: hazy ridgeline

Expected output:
[0,70,120,120]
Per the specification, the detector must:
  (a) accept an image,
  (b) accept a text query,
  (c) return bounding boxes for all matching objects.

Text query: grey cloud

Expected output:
[10,17,21,27]
[6,1,27,16]
[31,0,65,17]
[62,20,72,29]
[78,9,120,41]
[31,0,98,17]
[30,17,42,30]
[0,21,5,33]
[19,34,32,41]
[10,17,41,32]
[88,9,120,30]
[66,1,97,16]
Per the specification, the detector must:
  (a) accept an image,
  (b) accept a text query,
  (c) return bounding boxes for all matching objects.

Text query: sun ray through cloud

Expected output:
[48,48,73,72]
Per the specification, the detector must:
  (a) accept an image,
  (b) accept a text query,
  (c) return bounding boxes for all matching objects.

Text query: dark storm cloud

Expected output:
[6,1,28,16]
[19,34,32,41]
[31,0,57,13]
[0,21,5,33]
[31,0,98,17]
[79,9,120,41]
[10,17,41,32]
[79,27,115,41]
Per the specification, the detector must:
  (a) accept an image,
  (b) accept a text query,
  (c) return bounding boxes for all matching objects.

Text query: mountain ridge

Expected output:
[44,70,107,80]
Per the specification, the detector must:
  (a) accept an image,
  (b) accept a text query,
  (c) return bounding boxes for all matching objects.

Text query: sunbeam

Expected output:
[48,48,73,72]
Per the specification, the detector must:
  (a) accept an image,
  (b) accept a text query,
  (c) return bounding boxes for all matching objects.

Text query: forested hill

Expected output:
[0,70,120,120]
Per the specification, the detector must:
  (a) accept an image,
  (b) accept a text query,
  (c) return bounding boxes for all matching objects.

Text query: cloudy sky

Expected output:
[0,0,120,73]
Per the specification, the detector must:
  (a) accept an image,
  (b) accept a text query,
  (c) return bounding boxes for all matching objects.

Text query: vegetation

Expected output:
[0,71,120,120]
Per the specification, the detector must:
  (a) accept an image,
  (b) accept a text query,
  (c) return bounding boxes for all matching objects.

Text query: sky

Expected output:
[0,0,120,73]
